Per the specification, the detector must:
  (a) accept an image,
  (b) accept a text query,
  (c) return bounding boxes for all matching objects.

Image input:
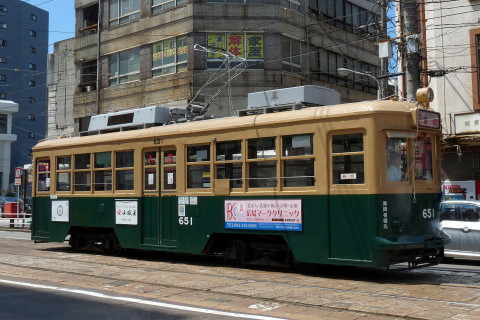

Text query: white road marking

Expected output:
[0,279,288,320]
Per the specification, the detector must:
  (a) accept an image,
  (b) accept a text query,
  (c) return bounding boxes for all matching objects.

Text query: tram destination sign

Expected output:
[417,109,440,129]
[225,199,302,231]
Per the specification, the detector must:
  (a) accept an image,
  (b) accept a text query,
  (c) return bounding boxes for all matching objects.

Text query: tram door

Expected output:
[328,133,372,262]
[142,148,178,247]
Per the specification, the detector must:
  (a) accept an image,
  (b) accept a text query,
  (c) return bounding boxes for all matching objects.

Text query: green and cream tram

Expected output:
[31,92,445,269]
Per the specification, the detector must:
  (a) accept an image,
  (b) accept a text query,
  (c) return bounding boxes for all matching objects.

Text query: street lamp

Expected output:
[337,67,381,100]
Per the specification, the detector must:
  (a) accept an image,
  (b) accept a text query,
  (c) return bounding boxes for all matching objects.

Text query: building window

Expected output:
[28,131,35,138]
[31,14,37,21]
[29,30,36,37]
[109,47,140,86]
[0,40,6,47]
[29,80,36,87]
[207,33,264,69]
[0,74,6,81]
[28,114,35,121]
[0,92,5,99]
[152,36,188,77]
[152,0,188,14]
[282,36,302,74]
[29,63,36,70]
[30,47,36,54]
[0,5,7,12]
[0,23,7,30]
[28,97,35,104]
[0,57,6,64]
[109,0,140,27]
[0,114,6,133]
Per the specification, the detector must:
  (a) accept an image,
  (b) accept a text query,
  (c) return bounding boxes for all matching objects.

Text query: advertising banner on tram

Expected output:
[224,199,302,231]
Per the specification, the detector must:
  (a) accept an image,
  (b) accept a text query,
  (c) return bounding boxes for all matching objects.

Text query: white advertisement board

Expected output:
[51,200,69,222]
[115,200,138,225]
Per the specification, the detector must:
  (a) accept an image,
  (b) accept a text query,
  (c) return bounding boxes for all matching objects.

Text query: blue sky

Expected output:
[23,0,75,52]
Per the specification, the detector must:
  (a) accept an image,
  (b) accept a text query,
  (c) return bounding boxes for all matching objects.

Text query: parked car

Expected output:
[439,200,480,259]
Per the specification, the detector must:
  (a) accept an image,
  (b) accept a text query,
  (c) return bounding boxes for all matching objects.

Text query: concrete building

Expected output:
[425,0,480,199]
[47,38,77,138]
[0,0,48,186]
[67,0,382,134]
[0,100,18,194]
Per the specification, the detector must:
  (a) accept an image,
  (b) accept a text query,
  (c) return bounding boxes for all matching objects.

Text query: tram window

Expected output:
[386,138,407,182]
[163,149,176,190]
[75,153,90,169]
[284,159,314,187]
[56,156,71,191]
[248,161,277,188]
[248,137,276,158]
[216,140,243,188]
[282,134,314,187]
[187,165,210,188]
[94,152,112,191]
[37,160,50,191]
[74,171,91,191]
[188,145,210,162]
[144,151,157,166]
[332,133,363,153]
[217,163,242,188]
[187,145,210,188]
[415,136,433,181]
[283,134,313,156]
[74,153,91,191]
[116,151,134,190]
[332,133,364,185]
[144,150,157,191]
[95,152,111,168]
[216,140,242,161]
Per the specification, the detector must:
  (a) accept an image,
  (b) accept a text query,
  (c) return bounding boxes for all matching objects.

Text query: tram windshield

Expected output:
[386,138,407,182]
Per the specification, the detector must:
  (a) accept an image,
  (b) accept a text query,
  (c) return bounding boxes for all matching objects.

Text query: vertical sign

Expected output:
[14,167,22,186]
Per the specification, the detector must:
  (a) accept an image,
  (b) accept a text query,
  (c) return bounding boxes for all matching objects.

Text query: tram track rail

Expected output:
[1,240,480,319]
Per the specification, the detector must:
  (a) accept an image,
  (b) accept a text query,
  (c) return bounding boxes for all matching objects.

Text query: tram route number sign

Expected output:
[225,199,302,231]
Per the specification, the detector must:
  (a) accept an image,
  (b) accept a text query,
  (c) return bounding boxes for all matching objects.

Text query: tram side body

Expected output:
[31,101,445,269]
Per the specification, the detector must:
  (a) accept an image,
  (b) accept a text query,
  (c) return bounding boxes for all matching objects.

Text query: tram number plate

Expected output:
[422,208,435,219]
[179,217,193,225]
[153,138,162,144]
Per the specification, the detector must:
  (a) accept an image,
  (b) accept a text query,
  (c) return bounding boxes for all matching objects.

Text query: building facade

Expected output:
[0,0,48,187]
[425,0,480,199]
[0,100,18,194]
[69,0,383,134]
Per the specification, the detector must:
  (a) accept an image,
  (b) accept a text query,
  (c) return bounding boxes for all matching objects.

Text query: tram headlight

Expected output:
[416,87,434,103]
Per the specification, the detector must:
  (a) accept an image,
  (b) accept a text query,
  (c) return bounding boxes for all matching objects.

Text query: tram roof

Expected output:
[34,100,417,151]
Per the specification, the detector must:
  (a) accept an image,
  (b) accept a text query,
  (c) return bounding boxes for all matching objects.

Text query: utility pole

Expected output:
[379,0,389,99]
[402,0,421,100]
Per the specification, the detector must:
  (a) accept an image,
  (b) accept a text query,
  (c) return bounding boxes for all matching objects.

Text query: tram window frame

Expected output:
[215,140,243,189]
[187,144,211,189]
[282,134,315,188]
[247,137,277,188]
[331,133,365,185]
[56,156,72,192]
[144,149,158,191]
[36,159,51,192]
[74,153,91,192]
[386,138,408,182]
[94,152,112,191]
[414,135,433,181]
[115,150,134,191]
[162,148,177,191]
